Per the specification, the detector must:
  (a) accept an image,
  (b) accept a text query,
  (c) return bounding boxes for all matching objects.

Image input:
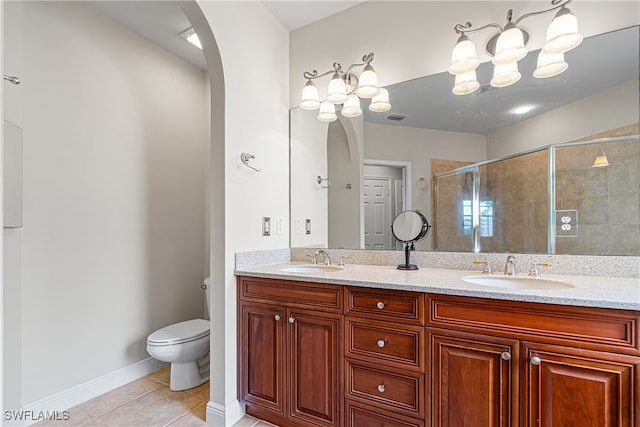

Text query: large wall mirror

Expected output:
[290,26,639,256]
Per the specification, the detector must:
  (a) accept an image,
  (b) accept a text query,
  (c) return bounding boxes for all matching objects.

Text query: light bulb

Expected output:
[327,73,348,104]
[356,65,380,98]
[493,23,527,65]
[369,88,391,112]
[449,34,479,75]
[299,80,320,110]
[317,101,337,122]
[341,95,363,117]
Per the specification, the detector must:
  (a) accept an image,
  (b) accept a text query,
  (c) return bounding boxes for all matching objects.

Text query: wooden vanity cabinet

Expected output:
[238,277,343,427]
[428,294,640,427]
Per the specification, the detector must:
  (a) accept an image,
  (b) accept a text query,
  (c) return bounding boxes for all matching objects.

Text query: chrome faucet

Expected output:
[504,255,516,275]
[312,249,332,265]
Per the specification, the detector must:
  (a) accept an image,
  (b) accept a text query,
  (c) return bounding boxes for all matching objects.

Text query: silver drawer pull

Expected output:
[531,356,541,366]
[274,314,281,321]
[501,351,511,361]
[288,317,295,324]
[377,384,386,393]
[376,301,385,310]
[377,339,386,348]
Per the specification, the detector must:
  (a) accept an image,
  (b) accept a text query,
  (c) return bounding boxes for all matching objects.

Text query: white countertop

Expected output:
[235,262,640,311]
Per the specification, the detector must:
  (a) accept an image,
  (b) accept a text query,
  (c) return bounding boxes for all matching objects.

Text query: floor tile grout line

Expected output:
[92,384,163,422]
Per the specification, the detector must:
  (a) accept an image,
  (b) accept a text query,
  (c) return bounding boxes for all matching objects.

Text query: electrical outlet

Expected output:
[262,217,271,236]
[296,219,303,234]
[276,218,284,235]
[305,218,311,235]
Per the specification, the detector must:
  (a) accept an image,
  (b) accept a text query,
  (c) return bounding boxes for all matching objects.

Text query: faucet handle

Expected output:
[337,255,350,266]
[529,262,551,277]
[305,253,318,264]
[473,260,493,274]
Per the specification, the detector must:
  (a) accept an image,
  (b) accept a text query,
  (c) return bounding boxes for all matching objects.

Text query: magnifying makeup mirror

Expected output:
[391,210,431,270]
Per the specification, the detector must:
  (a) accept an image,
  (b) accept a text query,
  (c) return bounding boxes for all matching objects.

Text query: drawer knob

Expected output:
[377,384,386,393]
[376,301,385,310]
[274,314,281,321]
[501,351,511,361]
[377,339,386,348]
[288,317,295,324]
[531,356,541,366]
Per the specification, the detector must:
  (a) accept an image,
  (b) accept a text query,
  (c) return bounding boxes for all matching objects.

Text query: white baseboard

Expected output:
[4,357,165,427]
[206,399,244,427]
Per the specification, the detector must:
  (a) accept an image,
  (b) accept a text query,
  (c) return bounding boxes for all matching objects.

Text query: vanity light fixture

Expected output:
[592,149,610,168]
[448,0,582,95]
[299,53,391,122]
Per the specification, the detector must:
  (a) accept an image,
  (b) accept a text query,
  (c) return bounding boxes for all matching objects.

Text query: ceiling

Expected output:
[89,2,638,136]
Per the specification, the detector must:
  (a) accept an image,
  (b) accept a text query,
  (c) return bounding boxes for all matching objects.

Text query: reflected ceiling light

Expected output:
[592,149,610,168]
[448,0,582,93]
[180,28,202,50]
[299,53,390,122]
[512,105,533,115]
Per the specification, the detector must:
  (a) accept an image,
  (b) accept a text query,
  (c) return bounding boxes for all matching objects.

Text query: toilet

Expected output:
[147,278,211,391]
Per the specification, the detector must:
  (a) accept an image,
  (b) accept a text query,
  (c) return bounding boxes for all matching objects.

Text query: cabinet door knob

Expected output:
[501,351,511,361]
[274,314,281,321]
[376,301,385,310]
[377,339,386,348]
[531,356,541,366]
[288,317,295,324]
[377,384,385,393]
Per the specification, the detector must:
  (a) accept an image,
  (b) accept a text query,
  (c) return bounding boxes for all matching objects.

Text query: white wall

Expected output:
[193,2,290,424]
[3,0,209,407]
[290,1,640,108]
[487,78,640,158]
[364,123,486,250]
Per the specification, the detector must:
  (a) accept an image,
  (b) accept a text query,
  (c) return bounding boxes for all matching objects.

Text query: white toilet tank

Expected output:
[203,277,211,318]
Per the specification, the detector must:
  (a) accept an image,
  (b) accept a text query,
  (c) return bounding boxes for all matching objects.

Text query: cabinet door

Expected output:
[239,303,285,416]
[430,329,518,427]
[288,308,342,426]
[522,342,640,427]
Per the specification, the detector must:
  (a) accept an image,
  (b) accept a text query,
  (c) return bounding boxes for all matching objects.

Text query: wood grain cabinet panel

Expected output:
[346,317,425,372]
[346,287,425,325]
[346,399,425,427]
[240,277,342,313]
[429,329,518,427]
[522,342,640,427]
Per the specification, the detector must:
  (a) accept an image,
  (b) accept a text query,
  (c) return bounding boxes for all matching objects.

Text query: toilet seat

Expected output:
[147,319,209,346]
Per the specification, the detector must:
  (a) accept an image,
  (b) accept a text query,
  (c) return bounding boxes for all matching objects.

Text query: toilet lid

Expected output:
[147,319,209,345]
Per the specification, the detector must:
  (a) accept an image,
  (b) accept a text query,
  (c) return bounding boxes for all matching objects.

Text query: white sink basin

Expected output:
[463,275,574,290]
[280,265,343,274]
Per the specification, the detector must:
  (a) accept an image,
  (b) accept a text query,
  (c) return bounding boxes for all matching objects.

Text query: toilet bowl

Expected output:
[146,278,211,391]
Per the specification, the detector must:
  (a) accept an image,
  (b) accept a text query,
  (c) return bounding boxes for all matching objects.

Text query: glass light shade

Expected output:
[452,70,480,95]
[355,65,380,98]
[492,24,527,65]
[543,7,583,54]
[326,73,348,104]
[341,95,363,117]
[448,34,479,75]
[490,61,521,87]
[317,101,337,122]
[369,88,391,112]
[299,80,320,110]
[533,51,568,78]
[592,151,609,168]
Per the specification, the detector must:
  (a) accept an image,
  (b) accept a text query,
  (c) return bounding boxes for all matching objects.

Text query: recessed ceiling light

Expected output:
[180,28,202,50]
[512,105,533,115]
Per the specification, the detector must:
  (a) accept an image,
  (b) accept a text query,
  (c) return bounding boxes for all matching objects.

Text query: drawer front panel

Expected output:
[346,360,424,418]
[346,400,425,427]
[428,294,640,355]
[346,287,425,325]
[239,277,342,312]
[346,317,424,371]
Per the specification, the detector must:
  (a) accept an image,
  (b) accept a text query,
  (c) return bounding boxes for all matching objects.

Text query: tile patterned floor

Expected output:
[32,366,275,427]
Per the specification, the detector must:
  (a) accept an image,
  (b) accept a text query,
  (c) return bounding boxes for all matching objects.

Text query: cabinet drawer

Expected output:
[428,294,640,356]
[345,359,424,419]
[346,399,425,427]
[346,317,424,372]
[238,276,342,313]
[346,287,425,325]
